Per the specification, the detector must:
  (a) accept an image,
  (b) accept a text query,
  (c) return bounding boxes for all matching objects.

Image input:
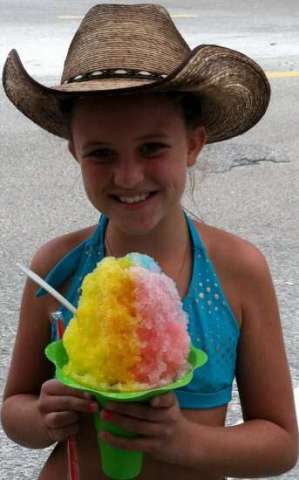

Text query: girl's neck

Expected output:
[105,207,188,263]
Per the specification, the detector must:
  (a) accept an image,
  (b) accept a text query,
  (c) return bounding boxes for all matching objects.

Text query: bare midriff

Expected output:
[38,406,227,480]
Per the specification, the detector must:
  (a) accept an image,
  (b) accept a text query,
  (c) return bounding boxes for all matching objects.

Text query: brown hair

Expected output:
[59,92,203,138]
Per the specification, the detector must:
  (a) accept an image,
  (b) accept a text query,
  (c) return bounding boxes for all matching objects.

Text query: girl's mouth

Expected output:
[112,191,158,206]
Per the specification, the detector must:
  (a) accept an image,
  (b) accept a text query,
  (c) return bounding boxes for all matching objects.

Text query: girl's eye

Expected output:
[85,148,115,163]
[140,142,168,157]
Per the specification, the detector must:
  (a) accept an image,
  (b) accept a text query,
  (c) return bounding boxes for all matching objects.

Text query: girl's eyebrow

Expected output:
[81,141,112,150]
[82,133,170,149]
[135,133,170,141]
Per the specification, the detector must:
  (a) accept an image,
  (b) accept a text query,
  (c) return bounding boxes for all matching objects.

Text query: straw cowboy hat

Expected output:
[2,3,270,143]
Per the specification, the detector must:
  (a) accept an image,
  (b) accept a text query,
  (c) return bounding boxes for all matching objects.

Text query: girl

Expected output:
[1,4,298,479]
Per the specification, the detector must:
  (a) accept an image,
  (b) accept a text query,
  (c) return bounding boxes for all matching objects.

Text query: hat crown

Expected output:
[62,4,191,83]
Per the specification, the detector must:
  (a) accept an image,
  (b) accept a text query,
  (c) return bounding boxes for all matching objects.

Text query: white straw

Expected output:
[17,263,77,315]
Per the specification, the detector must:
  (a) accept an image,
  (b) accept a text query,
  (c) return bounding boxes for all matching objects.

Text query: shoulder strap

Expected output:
[36,215,107,297]
[184,212,205,254]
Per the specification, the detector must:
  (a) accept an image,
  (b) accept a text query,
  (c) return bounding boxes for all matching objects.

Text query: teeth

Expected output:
[119,193,150,204]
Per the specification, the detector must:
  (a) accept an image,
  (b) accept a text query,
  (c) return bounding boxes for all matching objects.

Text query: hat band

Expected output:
[63,68,167,84]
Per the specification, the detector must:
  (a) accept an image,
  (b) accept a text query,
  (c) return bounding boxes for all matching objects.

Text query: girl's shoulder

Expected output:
[193,221,273,325]
[194,220,269,279]
[29,225,97,277]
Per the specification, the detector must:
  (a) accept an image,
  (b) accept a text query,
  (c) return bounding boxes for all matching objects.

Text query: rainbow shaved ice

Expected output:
[62,253,190,391]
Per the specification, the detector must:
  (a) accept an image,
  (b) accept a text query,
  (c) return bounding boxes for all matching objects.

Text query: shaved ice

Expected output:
[62,253,190,391]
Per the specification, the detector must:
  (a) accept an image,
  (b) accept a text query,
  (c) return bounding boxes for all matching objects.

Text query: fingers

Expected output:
[99,393,190,462]
[45,410,81,442]
[48,421,80,442]
[41,379,92,400]
[38,378,99,442]
[101,393,179,436]
[45,410,79,429]
[39,393,98,415]
[101,430,157,453]
[105,393,177,421]
[101,409,165,436]
[39,379,98,414]
[150,392,176,408]
[103,402,160,422]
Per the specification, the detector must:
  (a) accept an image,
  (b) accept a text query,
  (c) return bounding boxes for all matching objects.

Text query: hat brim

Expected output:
[3,46,270,143]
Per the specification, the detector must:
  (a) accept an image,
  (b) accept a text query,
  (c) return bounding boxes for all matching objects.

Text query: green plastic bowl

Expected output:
[46,341,207,479]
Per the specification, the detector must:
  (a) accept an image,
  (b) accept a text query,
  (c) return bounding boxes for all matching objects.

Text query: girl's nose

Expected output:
[113,156,145,188]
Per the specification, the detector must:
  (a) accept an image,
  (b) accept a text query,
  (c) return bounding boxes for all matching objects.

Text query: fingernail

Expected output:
[100,431,108,441]
[87,402,98,413]
[102,410,113,421]
[151,397,160,407]
[83,392,92,400]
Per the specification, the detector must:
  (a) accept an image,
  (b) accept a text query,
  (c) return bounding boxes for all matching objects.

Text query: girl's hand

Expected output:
[100,392,194,466]
[38,379,98,442]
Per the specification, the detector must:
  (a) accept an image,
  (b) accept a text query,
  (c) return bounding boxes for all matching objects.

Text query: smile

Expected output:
[113,192,157,205]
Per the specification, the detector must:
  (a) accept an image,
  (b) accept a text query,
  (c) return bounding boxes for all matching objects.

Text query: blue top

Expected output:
[37,214,240,409]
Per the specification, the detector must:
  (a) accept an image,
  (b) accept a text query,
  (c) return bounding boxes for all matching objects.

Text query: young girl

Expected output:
[1,4,298,480]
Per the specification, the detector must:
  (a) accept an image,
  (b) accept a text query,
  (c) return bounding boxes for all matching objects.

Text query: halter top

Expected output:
[37,213,240,409]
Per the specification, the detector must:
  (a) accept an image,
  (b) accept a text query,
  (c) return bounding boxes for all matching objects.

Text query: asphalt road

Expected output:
[0,1,298,479]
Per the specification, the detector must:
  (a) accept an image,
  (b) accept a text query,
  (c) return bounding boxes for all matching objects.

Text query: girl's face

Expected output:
[69,94,206,236]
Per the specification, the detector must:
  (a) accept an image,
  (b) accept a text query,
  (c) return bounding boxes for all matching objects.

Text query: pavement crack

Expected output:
[229,157,290,171]
[199,144,291,174]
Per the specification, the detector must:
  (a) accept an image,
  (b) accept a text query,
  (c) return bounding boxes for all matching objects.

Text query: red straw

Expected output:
[67,436,80,480]
[57,318,65,341]
[57,317,80,480]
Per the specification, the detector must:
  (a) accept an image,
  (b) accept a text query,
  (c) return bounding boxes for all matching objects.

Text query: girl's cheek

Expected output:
[147,157,174,177]
[82,162,110,178]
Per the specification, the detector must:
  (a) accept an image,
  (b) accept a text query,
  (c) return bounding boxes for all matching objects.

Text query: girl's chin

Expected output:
[91,193,181,235]
[112,215,162,236]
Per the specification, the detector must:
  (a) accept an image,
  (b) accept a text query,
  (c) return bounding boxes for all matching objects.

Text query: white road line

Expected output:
[171,13,199,18]
[58,15,82,20]
[57,15,83,20]
[267,71,299,78]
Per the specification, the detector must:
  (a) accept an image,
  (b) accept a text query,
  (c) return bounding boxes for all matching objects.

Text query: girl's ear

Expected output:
[68,140,78,162]
[187,126,207,167]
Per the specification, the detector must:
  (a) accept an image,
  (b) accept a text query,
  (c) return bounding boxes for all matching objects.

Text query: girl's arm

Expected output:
[1,246,54,447]
[99,243,298,477]
[185,244,298,477]
[1,240,96,448]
